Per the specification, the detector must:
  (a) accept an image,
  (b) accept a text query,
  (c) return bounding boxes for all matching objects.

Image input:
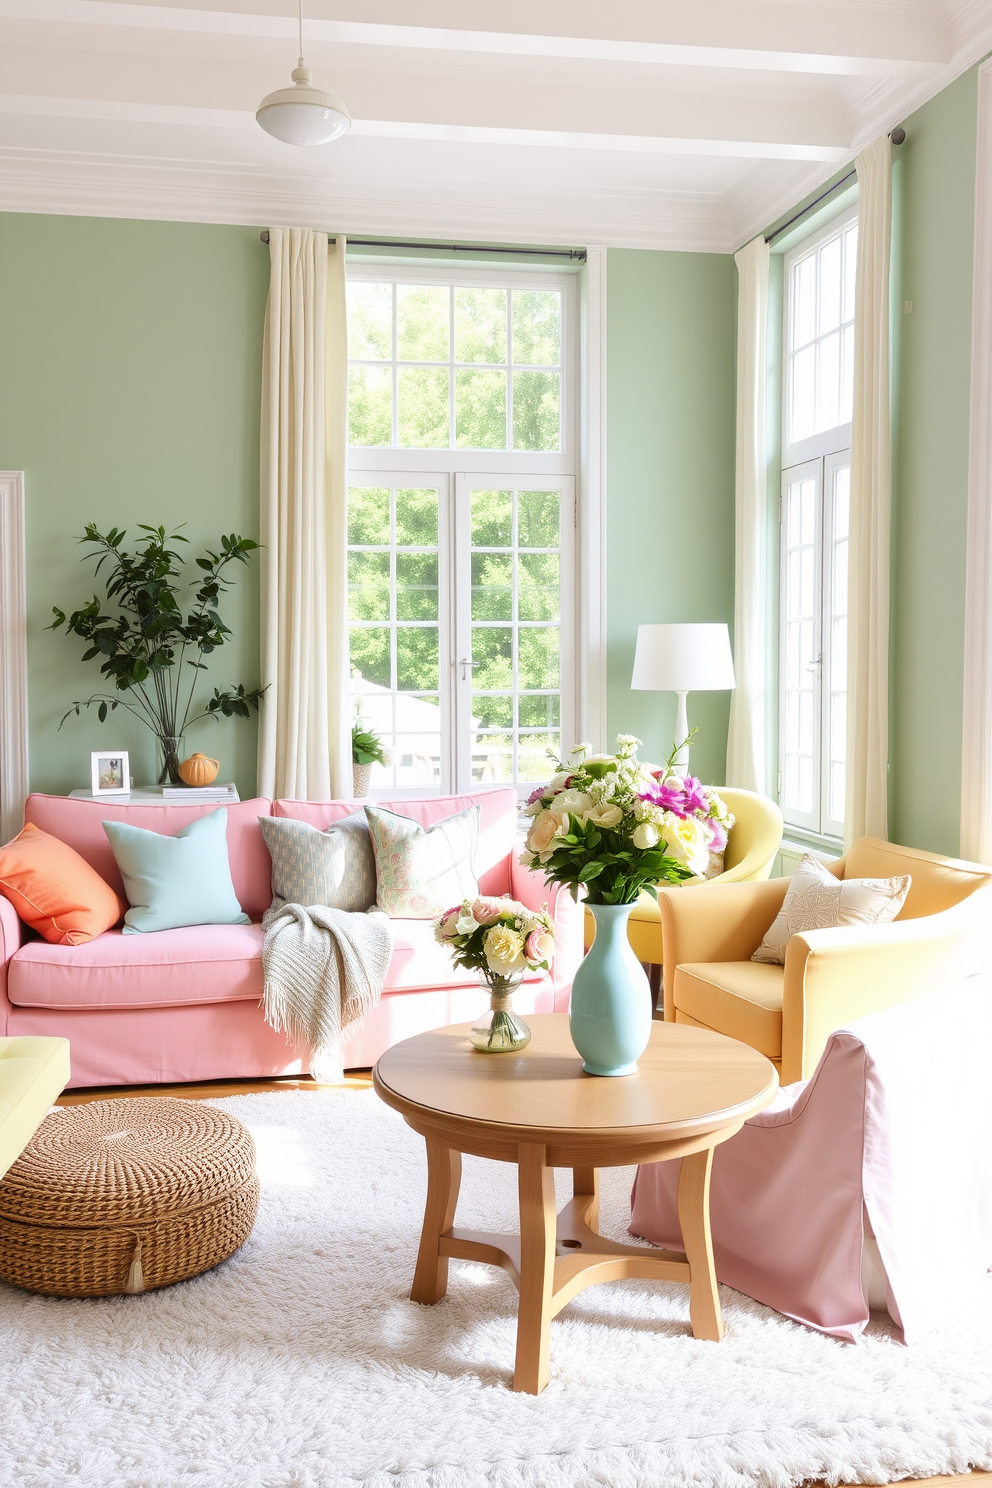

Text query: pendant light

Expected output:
[256,0,351,147]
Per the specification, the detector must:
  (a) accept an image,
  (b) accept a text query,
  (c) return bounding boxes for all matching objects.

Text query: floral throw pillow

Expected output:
[752,851,910,965]
[364,805,480,918]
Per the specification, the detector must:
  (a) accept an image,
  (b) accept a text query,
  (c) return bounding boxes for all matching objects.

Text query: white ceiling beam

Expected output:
[0,0,950,76]
[0,94,850,161]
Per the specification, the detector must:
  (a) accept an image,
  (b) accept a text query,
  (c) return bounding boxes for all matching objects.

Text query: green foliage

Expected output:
[50,524,265,779]
[541,810,692,906]
[352,722,388,766]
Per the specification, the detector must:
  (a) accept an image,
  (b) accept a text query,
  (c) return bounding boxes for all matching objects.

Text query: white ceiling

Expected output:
[0,0,989,251]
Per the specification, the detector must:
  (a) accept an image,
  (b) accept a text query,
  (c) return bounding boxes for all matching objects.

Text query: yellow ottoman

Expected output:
[0,1037,71,1181]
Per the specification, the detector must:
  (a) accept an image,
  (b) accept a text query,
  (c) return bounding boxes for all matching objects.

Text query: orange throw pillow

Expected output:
[0,823,124,945]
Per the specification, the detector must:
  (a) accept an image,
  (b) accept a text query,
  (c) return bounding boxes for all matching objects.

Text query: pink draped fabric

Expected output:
[629,978,992,1342]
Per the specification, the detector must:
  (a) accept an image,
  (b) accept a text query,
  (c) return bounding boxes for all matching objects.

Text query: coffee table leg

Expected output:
[677,1145,724,1342]
[513,1142,557,1394]
[411,1140,462,1305]
[572,1166,599,1230]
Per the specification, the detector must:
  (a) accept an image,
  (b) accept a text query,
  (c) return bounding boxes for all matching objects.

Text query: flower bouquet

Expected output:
[520,736,734,904]
[520,736,734,1077]
[435,896,555,1052]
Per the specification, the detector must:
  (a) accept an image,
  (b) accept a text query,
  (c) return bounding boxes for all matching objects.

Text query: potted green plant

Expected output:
[351,721,388,797]
[51,524,265,785]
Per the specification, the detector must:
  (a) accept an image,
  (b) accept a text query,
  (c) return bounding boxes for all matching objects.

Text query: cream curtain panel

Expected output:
[258,227,351,801]
[845,137,893,847]
[726,236,771,795]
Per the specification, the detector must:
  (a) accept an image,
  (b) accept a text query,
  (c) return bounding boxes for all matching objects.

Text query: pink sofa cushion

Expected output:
[7,914,540,1009]
[386,918,543,994]
[24,795,273,922]
[274,789,516,897]
[8,924,264,1009]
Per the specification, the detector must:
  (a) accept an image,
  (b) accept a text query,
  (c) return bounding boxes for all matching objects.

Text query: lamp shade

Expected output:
[256,64,351,146]
[631,623,736,693]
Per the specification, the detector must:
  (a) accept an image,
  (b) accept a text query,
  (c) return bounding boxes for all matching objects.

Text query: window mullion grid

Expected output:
[448,287,455,451]
[390,286,398,450]
[506,290,514,452]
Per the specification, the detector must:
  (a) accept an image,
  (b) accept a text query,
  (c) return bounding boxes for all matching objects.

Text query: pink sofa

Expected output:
[0,788,582,1089]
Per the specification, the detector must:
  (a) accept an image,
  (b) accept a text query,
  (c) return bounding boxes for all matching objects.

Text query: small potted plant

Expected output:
[351,722,388,797]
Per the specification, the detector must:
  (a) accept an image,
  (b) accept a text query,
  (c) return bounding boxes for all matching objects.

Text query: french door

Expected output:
[347,473,575,798]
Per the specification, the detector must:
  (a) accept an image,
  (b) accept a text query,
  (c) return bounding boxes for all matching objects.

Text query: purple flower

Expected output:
[526,786,547,806]
[681,776,710,815]
[706,819,728,853]
[640,780,689,817]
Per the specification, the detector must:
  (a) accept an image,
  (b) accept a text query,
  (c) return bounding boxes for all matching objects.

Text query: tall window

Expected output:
[346,264,576,797]
[779,210,857,840]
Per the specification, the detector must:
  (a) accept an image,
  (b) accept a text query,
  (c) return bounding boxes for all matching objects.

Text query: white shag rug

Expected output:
[0,1089,990,1488]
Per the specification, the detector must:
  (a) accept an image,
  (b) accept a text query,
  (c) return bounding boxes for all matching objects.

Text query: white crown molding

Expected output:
[960,56,992,862]
[0,147,734,251]
[0,472,29,843]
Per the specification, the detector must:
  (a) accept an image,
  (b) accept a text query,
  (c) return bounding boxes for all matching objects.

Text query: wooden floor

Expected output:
[55,1077,990,1488]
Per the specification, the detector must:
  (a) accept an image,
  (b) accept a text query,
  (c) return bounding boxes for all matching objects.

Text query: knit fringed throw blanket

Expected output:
[261,904,393,1079]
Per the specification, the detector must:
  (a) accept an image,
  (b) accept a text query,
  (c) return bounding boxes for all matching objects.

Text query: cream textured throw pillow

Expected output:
[752,851,910,965]
[364,805,480,918]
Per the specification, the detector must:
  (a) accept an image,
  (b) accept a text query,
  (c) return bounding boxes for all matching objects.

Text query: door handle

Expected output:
[458,658,480,682]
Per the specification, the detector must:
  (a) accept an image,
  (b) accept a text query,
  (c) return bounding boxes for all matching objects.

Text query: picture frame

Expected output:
[90,750,130,797]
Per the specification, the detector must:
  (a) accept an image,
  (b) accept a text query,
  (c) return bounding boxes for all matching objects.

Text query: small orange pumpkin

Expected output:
[178,753,220,787]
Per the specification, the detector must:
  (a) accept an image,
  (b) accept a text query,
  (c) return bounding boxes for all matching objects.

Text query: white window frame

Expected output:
[346,259,580,799]
[778,209,857,844]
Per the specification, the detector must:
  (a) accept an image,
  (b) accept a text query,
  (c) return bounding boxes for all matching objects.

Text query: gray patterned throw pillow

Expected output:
[259,813,377,913]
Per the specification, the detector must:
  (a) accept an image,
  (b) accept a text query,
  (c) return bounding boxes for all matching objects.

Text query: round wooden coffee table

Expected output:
[373,1013,777,1394]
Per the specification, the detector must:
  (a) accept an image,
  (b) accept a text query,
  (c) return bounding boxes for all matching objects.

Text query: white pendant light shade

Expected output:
[256,62,351,146]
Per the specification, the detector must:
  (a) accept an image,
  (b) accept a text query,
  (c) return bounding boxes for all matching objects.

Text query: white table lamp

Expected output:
[631,623,736,772]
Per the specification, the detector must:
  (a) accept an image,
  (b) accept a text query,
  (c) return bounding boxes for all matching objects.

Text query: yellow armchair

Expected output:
[583,787,784,967]
[658,837,992,1083]
[0,1038,70,1181]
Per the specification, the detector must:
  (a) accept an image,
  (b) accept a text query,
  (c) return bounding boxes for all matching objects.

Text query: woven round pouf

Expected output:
[0,1098,258,1297]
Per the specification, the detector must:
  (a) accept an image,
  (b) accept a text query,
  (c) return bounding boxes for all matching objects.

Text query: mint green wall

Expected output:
[605,249,737,783]
[889,68,979,854]
[0,214,268,799]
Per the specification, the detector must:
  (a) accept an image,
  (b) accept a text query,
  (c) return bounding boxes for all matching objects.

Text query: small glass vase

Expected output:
[469,975,531,1054]
[157,734,185,787]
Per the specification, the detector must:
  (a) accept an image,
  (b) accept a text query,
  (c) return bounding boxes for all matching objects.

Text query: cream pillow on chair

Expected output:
[752,851,910,965]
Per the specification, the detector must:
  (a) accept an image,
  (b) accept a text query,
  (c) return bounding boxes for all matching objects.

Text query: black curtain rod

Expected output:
[258,229,586,261]
[764,126,905,245]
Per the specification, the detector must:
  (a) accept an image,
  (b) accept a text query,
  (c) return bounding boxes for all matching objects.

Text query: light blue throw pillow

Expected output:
[103,809,250,934]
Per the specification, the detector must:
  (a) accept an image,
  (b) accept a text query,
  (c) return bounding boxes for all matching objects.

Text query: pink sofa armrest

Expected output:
[0,895,22,1030]
[510,857,583,1010]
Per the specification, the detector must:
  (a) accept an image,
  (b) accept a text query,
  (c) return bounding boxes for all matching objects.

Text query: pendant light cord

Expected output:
[298,0,303,65]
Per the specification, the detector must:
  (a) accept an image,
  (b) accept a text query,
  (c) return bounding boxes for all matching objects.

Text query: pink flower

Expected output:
[525,785,547,806]
[641,780,688,817]
[471,896,504,925]
[706,819,728,853]
[681,776,710,815]
[436,907,462,940]
[524,928,555,965]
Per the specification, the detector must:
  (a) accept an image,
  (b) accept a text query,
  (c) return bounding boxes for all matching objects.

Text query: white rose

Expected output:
[661,815,711,877]
[484,925,527,976]
[455,909,478,935]
[549,788,592,823]
[631,822,660,849]
[586,803,623,829]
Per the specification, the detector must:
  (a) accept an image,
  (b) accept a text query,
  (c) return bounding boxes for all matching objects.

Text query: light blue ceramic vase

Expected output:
[569,902,653,1076]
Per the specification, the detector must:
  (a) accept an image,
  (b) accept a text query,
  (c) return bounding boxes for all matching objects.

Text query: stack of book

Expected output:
[161,782,240,803]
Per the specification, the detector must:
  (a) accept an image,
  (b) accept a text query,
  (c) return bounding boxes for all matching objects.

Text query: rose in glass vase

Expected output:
[435,896,555,1053]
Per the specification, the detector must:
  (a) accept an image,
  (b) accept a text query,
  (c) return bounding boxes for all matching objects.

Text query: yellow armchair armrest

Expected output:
[781,886,992,1081]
